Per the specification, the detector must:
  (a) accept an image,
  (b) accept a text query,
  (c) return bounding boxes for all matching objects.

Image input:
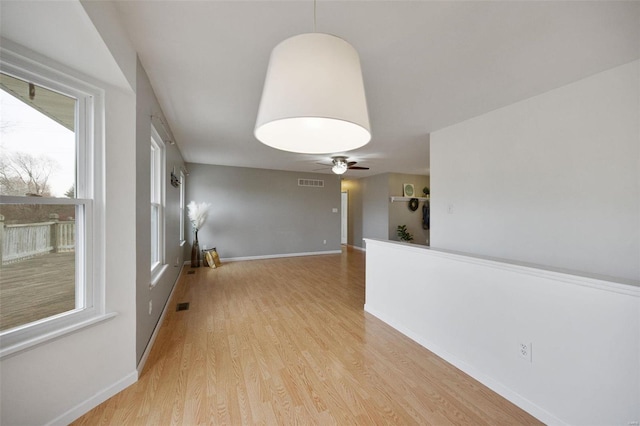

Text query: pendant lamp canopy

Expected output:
[255,33,371,154]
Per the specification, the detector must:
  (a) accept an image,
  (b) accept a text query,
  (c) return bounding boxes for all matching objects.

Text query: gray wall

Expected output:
[344,172,430,248]
[388,173,431,245]
[135,58,186,364]
[361,173,390,242]
[185,163,342,258]
[431,60,639,282]
[342,179,363,247]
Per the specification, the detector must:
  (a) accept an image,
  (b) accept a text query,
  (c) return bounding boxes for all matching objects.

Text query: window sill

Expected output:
[150,263,169,288]
[0,311,118,359]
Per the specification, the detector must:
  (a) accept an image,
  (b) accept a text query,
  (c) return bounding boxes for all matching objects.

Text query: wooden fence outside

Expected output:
[0,213,75,265]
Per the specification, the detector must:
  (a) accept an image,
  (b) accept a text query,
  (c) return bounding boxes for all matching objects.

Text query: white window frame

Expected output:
[179,170,185,245]
[0,45,112,359]
[150,125,166,286]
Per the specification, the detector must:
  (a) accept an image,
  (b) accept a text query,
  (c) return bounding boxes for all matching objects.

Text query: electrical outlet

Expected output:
[148,300,153,315]
[518,342,532,362]
[323,240,327,244]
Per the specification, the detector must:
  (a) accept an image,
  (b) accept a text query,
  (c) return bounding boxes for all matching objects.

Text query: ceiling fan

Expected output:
[314,156,370,175]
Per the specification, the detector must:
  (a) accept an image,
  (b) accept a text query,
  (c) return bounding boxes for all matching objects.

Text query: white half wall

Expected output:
[364,239,640,425]
[430,60,640,282]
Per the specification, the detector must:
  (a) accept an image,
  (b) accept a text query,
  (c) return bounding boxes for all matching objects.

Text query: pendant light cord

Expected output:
[313,0,317,32]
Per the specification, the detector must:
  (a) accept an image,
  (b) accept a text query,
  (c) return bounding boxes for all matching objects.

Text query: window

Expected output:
[0,46,109,357]
[179,170,185,244]
[150,125,165,282]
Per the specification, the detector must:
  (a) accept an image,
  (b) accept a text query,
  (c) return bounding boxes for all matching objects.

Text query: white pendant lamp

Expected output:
[255,32,371,154]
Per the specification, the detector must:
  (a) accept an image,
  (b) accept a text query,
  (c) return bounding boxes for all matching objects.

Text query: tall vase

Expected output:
[191,230,200,267]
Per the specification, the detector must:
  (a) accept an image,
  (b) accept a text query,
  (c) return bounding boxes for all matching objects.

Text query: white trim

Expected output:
[138,263,184,373]
[45,370,138,426]
[363,305,565,426]
[348,244,366,252]
[149,264,169,288]
[0,44,107,358]
[220,250,342,262]
[150,125,166,276]
[364,239,640,295]
[0,312,117,359]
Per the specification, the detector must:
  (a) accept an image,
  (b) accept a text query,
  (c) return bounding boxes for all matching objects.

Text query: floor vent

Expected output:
[176,302,190,311]
[298,178,324,188]
[187,270,195,275]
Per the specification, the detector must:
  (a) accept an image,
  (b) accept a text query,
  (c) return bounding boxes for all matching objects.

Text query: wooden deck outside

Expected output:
[0,252,75,331]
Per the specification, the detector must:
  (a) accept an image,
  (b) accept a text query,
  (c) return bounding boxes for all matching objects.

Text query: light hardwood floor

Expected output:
[73,247,541,425]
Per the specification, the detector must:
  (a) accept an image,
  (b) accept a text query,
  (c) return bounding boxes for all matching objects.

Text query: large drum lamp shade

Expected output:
[255,33,371,154]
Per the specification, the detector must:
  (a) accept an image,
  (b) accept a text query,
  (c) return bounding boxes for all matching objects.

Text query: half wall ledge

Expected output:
[363,238,639,425]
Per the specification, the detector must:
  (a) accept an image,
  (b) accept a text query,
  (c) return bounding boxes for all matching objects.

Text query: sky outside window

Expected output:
[0,81,75,198]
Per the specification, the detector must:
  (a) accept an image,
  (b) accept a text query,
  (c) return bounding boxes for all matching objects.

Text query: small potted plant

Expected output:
[397,225,414,242]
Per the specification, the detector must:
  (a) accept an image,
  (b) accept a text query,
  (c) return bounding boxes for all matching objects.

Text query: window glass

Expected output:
[0,73,81,332]
[0,204,78,331]
[179,170,185,243]
[150,127,164,274]
[0,73,76,198]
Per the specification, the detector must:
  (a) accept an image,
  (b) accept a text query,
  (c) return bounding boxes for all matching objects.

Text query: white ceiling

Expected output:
[112,1,639,178]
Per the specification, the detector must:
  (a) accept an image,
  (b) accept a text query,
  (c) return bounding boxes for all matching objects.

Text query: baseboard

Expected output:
[363,304,566,426]
[348,244,366,252]
[221,250,342,262]
[137,262,184,374]
[47,370,138,426]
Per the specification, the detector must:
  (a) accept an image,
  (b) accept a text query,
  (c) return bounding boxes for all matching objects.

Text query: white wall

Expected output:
[431,60,639,282]
[365,239,640,425]
[0,3,141,424]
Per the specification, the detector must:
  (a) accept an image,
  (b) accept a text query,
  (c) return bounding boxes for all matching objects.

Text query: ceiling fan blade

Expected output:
[347,161,357,166]
[348,166,369,170]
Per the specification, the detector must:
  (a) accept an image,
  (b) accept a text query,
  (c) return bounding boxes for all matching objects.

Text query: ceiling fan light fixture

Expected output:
[331,157,348,175]
[255,33,371,154]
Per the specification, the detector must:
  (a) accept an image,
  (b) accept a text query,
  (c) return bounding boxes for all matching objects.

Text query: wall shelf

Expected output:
[390,196,429,203]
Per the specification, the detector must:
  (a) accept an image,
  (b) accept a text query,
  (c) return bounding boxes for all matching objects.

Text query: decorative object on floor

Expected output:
[397,225,414,242]
[408,198,419,211]
[254,0,370,154]
[187,201,210,267]
[203,247,221,269]
[403,183,414,197]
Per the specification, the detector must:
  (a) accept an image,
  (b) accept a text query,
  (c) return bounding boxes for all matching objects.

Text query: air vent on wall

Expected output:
[298,178,324,188]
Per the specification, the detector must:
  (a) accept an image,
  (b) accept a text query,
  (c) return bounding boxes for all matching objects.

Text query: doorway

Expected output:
[341,191,348,245]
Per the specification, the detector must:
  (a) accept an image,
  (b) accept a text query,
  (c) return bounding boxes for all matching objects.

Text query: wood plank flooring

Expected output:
[73,247,541,425]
